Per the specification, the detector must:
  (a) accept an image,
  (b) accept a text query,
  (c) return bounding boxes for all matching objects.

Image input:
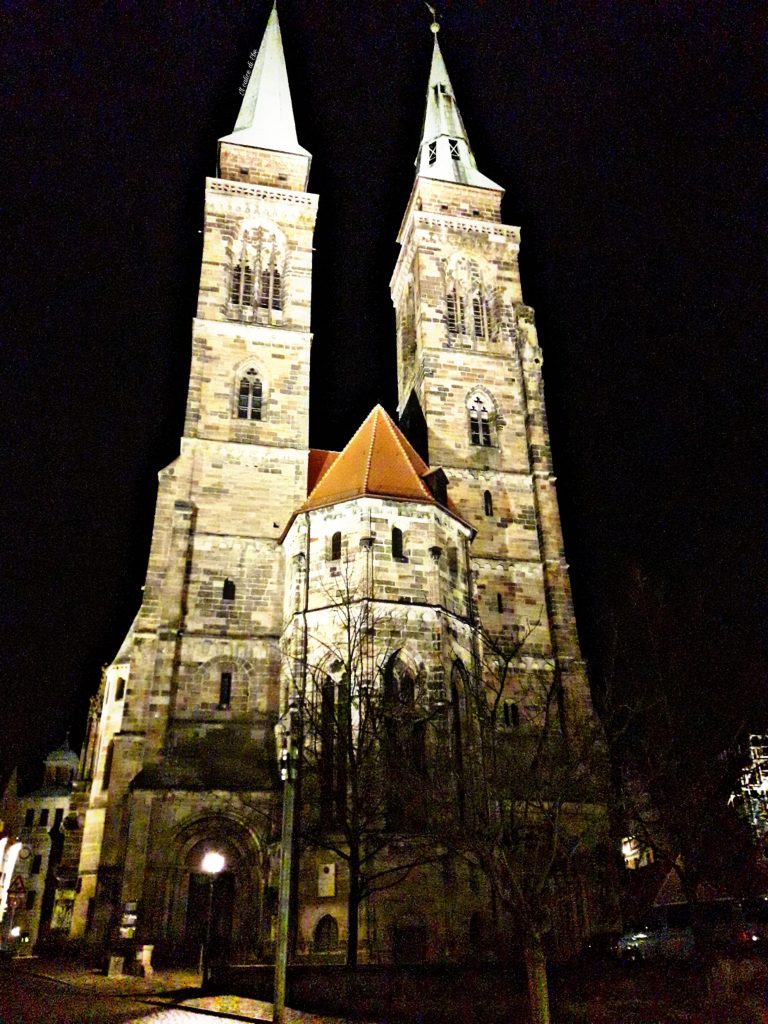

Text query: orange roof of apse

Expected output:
[301,406,436,511]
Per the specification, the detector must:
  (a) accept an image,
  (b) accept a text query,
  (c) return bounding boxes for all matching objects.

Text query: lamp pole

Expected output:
[200,850,225,989]
[274,692,299,1024]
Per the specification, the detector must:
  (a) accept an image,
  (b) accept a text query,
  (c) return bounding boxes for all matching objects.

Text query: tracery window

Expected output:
[228,227,284,323]
[383,654,426,824]
[444,258,491,341]
[237,368,262,421]
[468,395,493,447]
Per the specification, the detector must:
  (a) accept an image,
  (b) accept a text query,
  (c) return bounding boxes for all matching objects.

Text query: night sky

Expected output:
[1,0,763,774]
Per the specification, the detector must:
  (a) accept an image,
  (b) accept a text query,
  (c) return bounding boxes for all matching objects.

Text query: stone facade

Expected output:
[63,13,611,967]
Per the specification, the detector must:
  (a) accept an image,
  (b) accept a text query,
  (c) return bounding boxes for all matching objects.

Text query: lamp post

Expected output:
[200,850,225,988]
[274,692,299,1024]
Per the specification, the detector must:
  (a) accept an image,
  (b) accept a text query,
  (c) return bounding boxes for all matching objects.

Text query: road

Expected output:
[0,969,258,1024]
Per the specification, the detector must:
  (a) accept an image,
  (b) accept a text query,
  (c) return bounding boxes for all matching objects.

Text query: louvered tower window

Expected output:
[229,229,283,322]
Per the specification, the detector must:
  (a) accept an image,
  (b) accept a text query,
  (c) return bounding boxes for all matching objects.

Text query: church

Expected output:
[59,7,611,965]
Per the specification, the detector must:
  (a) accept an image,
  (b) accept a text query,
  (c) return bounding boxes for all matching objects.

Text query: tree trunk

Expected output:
[347,845,360,968]
[524,937,550,1024]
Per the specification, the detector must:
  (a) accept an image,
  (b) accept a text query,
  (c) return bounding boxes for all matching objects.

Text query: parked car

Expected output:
[618,899,763,961]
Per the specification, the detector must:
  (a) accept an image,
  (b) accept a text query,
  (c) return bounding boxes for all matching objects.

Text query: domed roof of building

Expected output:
[44,736,80,768]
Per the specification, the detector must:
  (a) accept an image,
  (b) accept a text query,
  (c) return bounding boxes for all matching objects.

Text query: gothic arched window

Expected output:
[445,259,490,341]
[229,227,283,323]
[330,532,342,561]
[259,266,281,310]
[468,396,493,447]
[237,369,262,421]
[483,490,493,517]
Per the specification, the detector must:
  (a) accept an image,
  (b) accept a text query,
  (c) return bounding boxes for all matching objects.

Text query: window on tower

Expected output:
[445,259,490,342]
[237,369,263,421]
[428,141,437,165]
[483,490,493,517]
[449,139,460,160]
[228,227,284,323]
[222,578,236,601]
[446,288,464,334]
[259,266,281,310]
[330,532,342,561]
[468,396,493,447]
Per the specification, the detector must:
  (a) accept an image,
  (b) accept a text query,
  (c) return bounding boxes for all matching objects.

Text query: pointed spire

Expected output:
[219,4,309,159]
[416,35,501,190]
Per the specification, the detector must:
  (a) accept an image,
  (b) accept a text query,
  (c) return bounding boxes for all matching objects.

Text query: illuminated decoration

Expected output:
[0,840,22,922]
[621,835,654,870]
[732,735,768,842]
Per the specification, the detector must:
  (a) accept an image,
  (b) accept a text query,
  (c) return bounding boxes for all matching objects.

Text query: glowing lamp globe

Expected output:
[201,851,225,875]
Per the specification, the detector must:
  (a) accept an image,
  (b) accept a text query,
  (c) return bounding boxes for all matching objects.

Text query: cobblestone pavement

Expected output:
[1,959,354,1024]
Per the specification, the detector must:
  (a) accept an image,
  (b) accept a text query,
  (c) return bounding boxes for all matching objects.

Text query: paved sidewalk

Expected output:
[10,956,355,1023]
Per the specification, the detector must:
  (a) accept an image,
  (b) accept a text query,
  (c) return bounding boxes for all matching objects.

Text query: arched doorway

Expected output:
[149,813,267,964]
[314,913,339,953]
[184,842,236,963]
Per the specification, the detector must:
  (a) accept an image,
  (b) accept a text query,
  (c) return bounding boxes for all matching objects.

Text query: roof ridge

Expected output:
[380,409,434,502]
[362,406,380,494]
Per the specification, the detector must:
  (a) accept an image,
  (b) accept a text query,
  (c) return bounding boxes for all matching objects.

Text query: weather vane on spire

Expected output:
[424,3,440,34]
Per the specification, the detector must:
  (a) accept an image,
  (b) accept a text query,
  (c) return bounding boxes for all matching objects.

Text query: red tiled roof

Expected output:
[302,406,436,510]
[280,406,473,542]
[307,448,339,493]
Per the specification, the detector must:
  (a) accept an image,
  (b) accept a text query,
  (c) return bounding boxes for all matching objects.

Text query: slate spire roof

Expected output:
[219,4,310,159]
[415,35,501,191]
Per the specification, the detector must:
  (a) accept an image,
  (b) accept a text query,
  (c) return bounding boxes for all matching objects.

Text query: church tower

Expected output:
[391,28,591,724]
[71,7,318,955]
[65,12,608,967]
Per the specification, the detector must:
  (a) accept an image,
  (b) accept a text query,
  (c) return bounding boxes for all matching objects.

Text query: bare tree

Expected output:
[599,570,762,971]
[287,563,441,967]
[434,620,613,1024]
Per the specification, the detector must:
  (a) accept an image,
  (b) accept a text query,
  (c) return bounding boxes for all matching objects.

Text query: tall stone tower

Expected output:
[391,32,591,724]
[65,12,607,966]
[70,7,318,957]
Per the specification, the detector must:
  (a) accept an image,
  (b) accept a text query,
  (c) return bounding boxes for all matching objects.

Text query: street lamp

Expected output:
[274,692,300,1024]
[200,850,225,988]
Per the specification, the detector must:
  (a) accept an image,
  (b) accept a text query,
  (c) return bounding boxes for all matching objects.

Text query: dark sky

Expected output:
[1,0,764,773]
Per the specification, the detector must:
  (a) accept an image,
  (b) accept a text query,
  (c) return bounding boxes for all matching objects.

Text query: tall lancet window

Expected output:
[229,226,284,324]
[237,368,263,421]
[469,395,493,447]
[445,259,490,341]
